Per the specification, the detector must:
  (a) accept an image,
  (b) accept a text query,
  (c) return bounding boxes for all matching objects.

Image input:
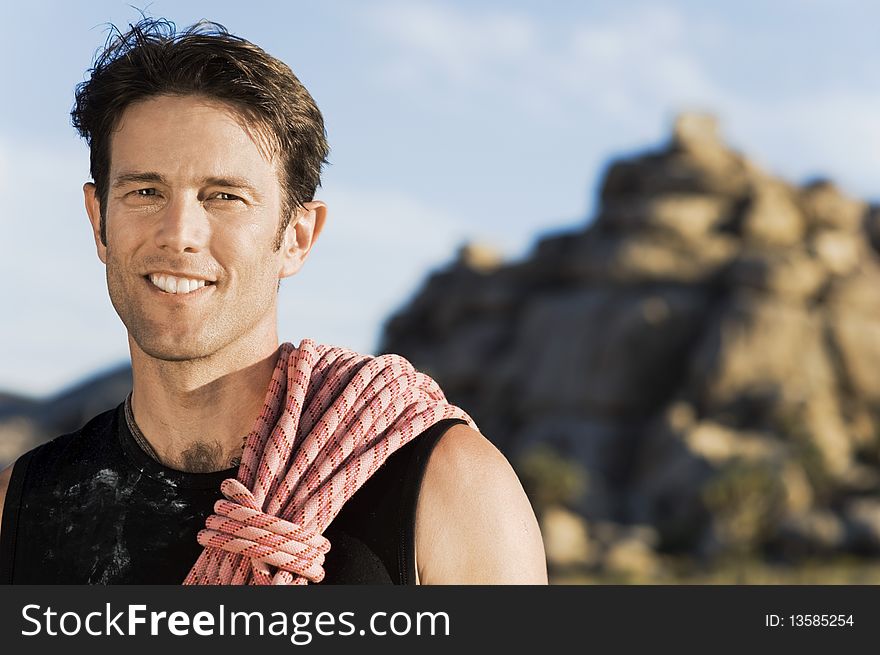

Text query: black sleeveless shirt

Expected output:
[0,404,464,584]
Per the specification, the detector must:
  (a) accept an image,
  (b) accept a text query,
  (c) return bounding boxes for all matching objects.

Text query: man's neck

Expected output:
[128,337,281,473]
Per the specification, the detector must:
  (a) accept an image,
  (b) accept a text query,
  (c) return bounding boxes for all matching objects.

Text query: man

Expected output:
[0,18,546,584]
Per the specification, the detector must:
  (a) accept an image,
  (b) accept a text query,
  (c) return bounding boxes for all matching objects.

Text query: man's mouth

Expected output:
[146,273,216,295]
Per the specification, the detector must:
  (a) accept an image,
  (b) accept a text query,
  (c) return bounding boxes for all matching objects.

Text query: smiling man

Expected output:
[0,18,546,585]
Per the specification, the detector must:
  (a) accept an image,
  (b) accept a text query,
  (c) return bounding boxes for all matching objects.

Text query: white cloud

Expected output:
[364,1,880,198]
[367,2,723,117]
[562,5,722,112]
[370,1,537,85]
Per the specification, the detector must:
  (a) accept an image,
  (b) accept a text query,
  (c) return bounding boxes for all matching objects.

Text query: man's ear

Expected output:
[279,200,327,279]
[83,182,107,264]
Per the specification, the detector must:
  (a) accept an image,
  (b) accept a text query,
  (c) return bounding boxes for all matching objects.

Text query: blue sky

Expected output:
[1,0,878,395]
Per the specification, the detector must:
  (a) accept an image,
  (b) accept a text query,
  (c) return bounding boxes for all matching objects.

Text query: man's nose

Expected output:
[154,194,209,253]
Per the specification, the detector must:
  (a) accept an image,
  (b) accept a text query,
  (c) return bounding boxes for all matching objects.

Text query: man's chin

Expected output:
[131,334,218,362]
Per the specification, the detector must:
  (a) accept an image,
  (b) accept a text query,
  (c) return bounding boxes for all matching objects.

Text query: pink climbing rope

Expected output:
[183,338,478,585]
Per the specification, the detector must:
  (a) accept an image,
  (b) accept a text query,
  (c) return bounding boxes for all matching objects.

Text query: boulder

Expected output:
[509,287,709,418]
[602,535,662,580]
[825,267,880,317]
[688,290,837,418]
[564,229,738,285]
[800,179,867,233]
[825,269,880,404]
[455,241,504,273]
[772,510,847,557]
[683,421,783,466]
[827,312,880,405]
[726,248,826,302]
[600,114,753,203]
[539,506,595,568]
[597,193,731,241]
[811,230,865,276]
[601,150,751,202]
[843,498,880,553]
[590,522,663,580]
[738,179,806,247]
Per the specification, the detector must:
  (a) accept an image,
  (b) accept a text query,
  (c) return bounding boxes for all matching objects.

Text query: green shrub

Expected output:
[515,444,588,512]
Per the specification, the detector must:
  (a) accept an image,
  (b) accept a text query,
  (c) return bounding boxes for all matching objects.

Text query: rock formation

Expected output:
[380,113,880,572]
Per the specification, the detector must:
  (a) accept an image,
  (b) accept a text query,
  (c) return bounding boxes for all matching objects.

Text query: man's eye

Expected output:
[214,192,241,201]
[135,188,157,196]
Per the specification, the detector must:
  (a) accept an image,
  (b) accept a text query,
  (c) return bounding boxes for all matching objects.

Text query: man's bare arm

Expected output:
[415,424,548,584]
[0,465,12,543]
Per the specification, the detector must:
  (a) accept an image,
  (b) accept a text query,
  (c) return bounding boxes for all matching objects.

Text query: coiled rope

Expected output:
[183,338,477,585]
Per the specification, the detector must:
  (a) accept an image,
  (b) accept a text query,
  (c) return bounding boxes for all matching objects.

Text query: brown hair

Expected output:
[72,17,329,249]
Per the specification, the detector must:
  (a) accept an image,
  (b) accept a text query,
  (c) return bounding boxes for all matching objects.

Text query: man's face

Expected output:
[85,94,305,362]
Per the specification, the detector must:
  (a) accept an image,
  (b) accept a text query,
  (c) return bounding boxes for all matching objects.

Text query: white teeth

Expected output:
[148,273,211,295]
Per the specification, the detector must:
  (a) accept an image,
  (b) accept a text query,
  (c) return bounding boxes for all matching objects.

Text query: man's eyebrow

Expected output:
[112,171,167,187]
[202,176,260,193]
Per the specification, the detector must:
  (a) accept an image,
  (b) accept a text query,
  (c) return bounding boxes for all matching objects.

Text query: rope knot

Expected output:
[196,478,331,584]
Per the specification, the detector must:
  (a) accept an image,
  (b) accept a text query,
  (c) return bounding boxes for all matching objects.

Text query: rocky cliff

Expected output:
[379,113,880,575]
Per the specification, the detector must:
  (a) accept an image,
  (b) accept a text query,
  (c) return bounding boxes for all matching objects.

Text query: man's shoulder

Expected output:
[0,464,12,519]
[0,463,12,544]
[414,423,548,584]
[2,406,118,481]
[0,405,119,535]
